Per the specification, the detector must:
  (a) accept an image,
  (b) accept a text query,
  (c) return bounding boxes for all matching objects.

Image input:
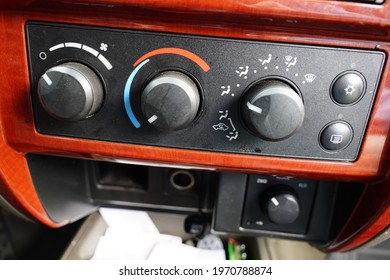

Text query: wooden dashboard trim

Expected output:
[3,13,390,182]
[328,179,390,252]
[0,0,389,250]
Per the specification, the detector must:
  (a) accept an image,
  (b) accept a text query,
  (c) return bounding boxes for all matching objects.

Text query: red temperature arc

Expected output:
[133,48,210,72]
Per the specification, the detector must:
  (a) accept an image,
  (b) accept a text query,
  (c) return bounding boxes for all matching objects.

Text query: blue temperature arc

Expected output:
[123,59,150,128]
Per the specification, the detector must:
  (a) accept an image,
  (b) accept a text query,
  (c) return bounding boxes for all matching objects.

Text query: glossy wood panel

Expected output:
[328,179,390,251]
[0,0,388,249]
[2,0,390,41]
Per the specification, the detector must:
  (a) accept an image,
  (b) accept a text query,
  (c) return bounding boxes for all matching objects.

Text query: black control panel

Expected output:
[242,176,317,234]
[26,22,385,161]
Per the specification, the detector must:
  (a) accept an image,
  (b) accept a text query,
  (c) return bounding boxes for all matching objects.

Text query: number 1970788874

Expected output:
[212,266,272,276]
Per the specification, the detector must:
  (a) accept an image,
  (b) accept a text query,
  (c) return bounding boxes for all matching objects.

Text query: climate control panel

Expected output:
[26,22,385,161]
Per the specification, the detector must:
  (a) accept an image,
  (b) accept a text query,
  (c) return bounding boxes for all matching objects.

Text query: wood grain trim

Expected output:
[1,0,389,38]
[0,130,61,227]
[328,179,390,251]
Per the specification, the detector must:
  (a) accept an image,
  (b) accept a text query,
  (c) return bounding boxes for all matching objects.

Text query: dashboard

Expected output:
[0,0,389,253]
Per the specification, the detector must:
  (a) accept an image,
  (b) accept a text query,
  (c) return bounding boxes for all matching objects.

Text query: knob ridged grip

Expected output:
[266,192,300,225]
[241,79,304,141]
[38,62,104,121]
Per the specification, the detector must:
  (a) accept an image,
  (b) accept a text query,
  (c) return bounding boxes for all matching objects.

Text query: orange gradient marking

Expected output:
[133,48,210,72]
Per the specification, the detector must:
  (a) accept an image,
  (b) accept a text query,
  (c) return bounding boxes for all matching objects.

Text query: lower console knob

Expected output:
[265,192,300,225]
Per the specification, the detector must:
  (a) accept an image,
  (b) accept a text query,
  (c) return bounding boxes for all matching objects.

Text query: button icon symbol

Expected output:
[344,84,355,95]
[258,54,272,65]
[284,56,297,71]
[100,43,108,51]
[304,73,316,83]
[220,85,235,97]
[212,110,239,141]
[257,178,268,184]
[235,66,249,79]
[227,131,239,141]
[39,52,47,60]
[212,123,229,131]
[330,134,343,144]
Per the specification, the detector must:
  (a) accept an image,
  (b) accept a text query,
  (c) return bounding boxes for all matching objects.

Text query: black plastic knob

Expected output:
[141,71,200,130]
[38,62,104,121]
[266,192,300,225]
[241,79,304,141]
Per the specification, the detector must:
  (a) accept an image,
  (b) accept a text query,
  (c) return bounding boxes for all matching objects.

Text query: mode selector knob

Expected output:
[38,62,104,121]
[141,71,200,131]
[241,79,304,141]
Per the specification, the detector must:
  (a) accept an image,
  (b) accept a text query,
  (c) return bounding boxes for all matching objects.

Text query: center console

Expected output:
[26,154,362,244]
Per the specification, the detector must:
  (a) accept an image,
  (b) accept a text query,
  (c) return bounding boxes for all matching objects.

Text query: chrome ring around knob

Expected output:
[38,62,104,121]
[241,79,304,141]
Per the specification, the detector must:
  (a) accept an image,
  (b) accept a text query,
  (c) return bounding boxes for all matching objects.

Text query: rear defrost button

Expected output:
[320,122,353,151]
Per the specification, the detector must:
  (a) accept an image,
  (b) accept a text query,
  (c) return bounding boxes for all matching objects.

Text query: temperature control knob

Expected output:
[141,71,200,130]
[241,79,304,141]
[38,62,104,121]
